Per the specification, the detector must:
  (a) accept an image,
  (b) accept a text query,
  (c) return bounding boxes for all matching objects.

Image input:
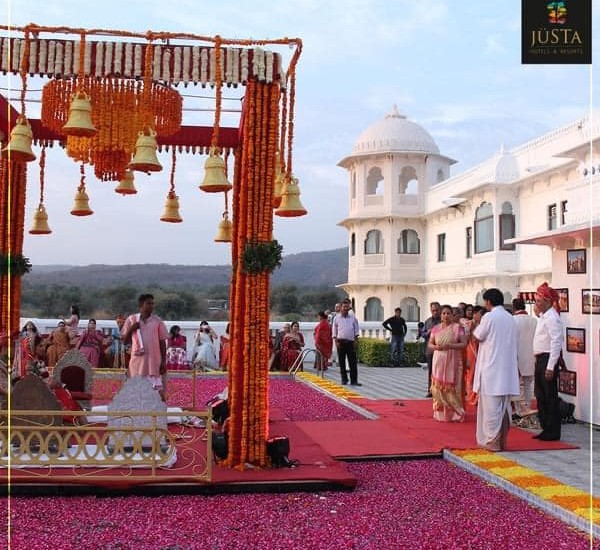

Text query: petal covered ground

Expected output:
[2,375,595,548]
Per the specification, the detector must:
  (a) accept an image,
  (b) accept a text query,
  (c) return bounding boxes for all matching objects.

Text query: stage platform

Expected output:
[1,378,577,495]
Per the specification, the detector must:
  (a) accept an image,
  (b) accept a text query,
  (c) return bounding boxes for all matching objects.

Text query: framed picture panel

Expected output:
[566,327,586,354]
[566,249,586,274]
[582,289,600,314]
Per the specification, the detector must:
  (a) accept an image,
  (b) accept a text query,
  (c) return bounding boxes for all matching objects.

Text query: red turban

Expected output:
[536,282,559,308]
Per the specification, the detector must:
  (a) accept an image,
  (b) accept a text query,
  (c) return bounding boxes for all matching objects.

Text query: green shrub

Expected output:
[357,338,390,367]
[357,338,425,367]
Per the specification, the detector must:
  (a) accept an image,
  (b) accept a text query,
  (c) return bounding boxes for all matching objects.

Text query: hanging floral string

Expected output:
[168,146,177,196]
[210,35,223,150]
[38,146,46,205]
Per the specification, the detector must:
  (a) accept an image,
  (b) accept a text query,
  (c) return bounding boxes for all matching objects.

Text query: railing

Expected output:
[0,409,212,482]
[288,348,324,379]
[22,319,420,364]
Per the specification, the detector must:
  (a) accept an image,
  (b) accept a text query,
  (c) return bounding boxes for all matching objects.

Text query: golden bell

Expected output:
[115,169,137,195]
[273,172,284,208]
[214,213,232,242]
[160,191,183,223]
[63,91,98,137]
[2,116,36,163]
[199,149,232,193]
[275,176,307,217]
[29,203,52,235]
[129,128,163,173]
[71,188,93,216]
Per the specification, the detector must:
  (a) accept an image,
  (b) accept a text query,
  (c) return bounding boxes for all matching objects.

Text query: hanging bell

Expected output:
[70,187,93,216]
[129,128,162,173]
[62,90,98,137]
[199,149,232,193]
[114,169,137,195]
[29,203,52,235]
[2,116,36,163]
[275,175,307,217]
[160,191,183,223]
[214,213,232,242]
[273,172,284,208]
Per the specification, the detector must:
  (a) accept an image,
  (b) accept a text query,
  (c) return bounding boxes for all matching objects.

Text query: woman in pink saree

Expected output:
[428,305,468,422]
[77,319,106,368]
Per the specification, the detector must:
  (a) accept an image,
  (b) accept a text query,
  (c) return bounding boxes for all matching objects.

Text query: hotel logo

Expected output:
[522,0,591,64]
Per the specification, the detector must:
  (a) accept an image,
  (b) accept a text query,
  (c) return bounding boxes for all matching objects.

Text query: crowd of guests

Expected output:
[421,282,565,451]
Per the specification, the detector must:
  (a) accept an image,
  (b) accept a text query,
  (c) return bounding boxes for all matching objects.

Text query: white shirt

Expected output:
[472,306,520,396]
[332,314,360,341]
[533,307,564,371]
[513,312,537,377]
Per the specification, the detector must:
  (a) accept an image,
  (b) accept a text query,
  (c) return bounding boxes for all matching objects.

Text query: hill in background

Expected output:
[24,247,349,289]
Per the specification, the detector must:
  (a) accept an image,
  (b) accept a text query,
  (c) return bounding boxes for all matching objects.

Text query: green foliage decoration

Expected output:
[0,254,32,277]
[241,240,283,275]
[357,338,424,367]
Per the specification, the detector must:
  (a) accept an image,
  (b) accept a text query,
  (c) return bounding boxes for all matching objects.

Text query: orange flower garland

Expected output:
[41,76,182,181]
[225,78,280,469]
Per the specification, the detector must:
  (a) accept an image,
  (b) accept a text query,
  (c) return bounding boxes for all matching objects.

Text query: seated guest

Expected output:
[166,325,188,370]
[76,319,107,368]
[46,320,72,368]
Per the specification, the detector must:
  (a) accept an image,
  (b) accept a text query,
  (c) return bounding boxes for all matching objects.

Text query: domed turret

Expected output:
[352,105,440,156]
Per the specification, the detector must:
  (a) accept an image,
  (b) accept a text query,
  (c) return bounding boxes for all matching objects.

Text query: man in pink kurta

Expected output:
[122,293,169,399]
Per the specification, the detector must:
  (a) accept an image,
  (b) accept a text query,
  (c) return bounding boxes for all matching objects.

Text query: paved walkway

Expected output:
[315,362,599,495]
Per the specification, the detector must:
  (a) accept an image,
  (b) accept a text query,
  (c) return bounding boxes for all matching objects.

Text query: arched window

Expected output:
[400,297,419,322]
[351,173,356,199]
[503,291,512,306]
[474,202,494,253]
[366,167,384,195]
[399,166,418,194]
[475,289,487,306]
[436,169,445,183]
[364,297,384,321]
[350,233,356,256]
[398,229,420,254]
[364,230,384,254]
[499,201,515,250]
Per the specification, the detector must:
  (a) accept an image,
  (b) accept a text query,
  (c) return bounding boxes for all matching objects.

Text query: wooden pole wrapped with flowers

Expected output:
[225,77,282,468]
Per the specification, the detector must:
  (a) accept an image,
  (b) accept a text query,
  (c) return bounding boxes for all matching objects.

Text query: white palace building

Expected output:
[337,105,599,323]
[337,106,600,424]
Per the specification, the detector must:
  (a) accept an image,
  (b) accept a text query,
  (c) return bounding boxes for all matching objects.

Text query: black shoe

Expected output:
[425,392,432,398]
[350,382,362,386]
[538,433,560,441]
[341,381,348,385]
[532,432,545,439]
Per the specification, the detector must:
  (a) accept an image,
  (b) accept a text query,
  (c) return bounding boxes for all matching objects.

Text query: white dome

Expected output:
[494,145,520,183]
[352,105,440,155]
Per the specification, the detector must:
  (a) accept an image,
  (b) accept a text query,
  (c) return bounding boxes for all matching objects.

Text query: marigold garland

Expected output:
[225,78,280,469]
[41,76,182,180]
[452,448,600,526]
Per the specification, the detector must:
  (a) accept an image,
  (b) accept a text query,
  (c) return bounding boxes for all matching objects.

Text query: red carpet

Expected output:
[296,399,577,459]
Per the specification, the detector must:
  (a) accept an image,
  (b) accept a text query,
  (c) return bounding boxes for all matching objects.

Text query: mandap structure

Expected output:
[0,24,305,469]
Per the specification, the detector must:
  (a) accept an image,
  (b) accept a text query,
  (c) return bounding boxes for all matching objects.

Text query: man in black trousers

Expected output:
[532,282,565,441]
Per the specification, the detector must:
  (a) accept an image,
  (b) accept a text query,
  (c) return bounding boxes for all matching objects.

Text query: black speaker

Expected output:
[267,436,294,468]
[209,399,229,424]
[212,431,228,460]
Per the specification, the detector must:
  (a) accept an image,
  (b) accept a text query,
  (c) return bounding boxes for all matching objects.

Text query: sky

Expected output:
[1,0,598,266]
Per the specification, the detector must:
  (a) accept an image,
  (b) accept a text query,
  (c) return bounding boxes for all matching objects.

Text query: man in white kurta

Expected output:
[472,288,520,451]
[511,298,538,417]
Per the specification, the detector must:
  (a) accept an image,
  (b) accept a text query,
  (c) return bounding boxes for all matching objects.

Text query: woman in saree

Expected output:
[428,305,467,422]
[76,319,106,368]
[464,305,486,406]
[280,321,305,371]
[18,321,41,378]
[46,320,72,368]
[219,323,230,371]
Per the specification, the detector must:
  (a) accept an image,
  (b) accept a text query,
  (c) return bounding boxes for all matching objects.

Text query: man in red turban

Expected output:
[532,282,565,440]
